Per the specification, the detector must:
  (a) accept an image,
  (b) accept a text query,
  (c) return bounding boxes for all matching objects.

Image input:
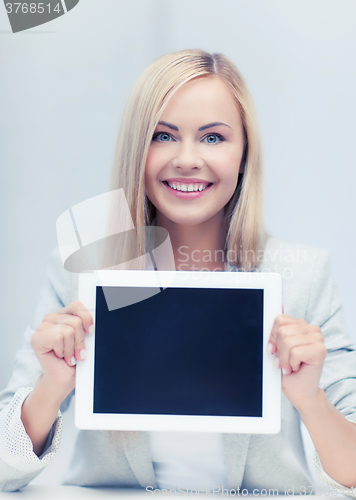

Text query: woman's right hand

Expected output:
[20,301,93,456]
[30,300,94,401]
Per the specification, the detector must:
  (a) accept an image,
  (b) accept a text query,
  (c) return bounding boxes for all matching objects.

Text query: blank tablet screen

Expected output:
[93,286,263,417]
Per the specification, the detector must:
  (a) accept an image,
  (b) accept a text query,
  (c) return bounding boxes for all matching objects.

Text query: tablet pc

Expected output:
[76,270,282,434]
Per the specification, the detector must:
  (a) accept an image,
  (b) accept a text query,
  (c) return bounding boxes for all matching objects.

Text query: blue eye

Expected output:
[204,134,224,144]
[152,132,173,142]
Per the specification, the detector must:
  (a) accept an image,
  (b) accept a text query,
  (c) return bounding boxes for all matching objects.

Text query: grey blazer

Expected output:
[1,237,356,493]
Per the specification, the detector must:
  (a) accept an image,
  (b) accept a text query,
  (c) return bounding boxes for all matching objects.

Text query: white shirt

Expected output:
[149,431,228,491]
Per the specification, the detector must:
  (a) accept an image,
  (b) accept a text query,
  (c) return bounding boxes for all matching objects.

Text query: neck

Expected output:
[155,210,226,271]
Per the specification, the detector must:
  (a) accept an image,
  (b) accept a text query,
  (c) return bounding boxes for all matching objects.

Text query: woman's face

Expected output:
[145,76,245,228]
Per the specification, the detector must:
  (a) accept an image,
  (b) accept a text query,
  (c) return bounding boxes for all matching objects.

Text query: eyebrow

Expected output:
[157,121,178,131]
[157,121,232,132]
[198,122,232,131]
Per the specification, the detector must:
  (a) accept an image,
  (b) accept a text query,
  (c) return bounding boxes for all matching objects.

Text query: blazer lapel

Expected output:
[123,431,250,489]
[222,433,251,489]
[122,431,157,488]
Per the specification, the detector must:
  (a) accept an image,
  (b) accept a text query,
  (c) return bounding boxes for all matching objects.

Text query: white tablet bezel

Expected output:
[76,270,282,434]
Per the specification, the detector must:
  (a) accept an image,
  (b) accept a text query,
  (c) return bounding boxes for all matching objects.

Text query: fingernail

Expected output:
[70,356,77,366]
[282,368,288,375]
[88,325,94,334]
[267,343,273,354]
[79,349,87,360]
[273,356,280,369]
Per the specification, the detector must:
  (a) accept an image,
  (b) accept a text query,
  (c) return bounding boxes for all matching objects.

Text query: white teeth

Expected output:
[166,181,210,192]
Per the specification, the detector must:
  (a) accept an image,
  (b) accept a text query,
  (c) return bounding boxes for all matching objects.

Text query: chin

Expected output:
[165,213,216,227]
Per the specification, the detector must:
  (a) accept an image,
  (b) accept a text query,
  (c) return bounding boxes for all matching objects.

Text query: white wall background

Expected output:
[0,0,355,487]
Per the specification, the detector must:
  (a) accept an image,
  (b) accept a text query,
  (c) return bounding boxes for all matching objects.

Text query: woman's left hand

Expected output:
[268,314,327,412]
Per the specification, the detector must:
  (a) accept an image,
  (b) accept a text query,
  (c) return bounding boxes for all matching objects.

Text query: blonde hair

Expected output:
[109,49,265,270]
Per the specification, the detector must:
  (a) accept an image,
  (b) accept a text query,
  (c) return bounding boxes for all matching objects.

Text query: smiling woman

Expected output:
[109,49,263,273]
[1,49,356,494]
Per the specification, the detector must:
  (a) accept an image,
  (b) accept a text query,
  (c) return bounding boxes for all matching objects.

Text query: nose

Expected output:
[172,141,204,171]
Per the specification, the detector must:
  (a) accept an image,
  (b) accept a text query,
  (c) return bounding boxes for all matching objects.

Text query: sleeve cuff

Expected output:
[313,417,356,498]
[0,387,63,473]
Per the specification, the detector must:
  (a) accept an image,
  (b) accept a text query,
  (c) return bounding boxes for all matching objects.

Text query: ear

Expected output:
[239,128,248,174]
[239,147,247,174]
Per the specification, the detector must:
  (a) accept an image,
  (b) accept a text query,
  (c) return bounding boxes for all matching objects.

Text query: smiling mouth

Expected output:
[163,181,213,192]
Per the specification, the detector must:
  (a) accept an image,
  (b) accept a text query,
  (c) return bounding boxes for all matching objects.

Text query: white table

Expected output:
[0,487,345,499]
[1,486,144,499]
